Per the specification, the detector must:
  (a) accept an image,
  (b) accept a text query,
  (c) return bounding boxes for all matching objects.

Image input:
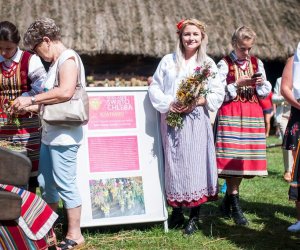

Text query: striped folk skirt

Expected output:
[0,115,41,187]
[160,107,218,208]
[215,100,267,176]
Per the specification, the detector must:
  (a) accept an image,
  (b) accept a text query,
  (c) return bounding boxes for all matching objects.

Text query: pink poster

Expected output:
[88,95,136,130]
[88,136,140,172]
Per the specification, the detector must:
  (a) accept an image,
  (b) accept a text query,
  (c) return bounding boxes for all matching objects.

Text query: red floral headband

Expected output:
[176,19,206,34]
[176,19,185,32]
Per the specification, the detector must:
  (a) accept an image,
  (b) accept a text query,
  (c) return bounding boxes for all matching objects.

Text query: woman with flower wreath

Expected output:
[215,26,271,226]
[148,19,225,235]
[0,21,46,192]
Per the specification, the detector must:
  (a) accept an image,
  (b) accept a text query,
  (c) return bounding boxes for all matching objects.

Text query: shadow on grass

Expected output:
[54,205,164,237]
[53,198,300,249]
[199,199,300,249]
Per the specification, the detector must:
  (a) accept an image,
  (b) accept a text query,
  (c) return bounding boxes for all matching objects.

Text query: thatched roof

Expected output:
[2,0,300,61]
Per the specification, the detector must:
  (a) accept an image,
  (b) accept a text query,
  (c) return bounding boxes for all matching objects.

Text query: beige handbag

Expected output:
[41,53,89,127]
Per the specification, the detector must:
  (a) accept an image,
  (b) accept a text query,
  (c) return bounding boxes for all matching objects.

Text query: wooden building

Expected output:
[2,0,300,85]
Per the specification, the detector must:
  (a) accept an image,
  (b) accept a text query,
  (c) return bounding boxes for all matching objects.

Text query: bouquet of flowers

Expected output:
[166,62,215,129]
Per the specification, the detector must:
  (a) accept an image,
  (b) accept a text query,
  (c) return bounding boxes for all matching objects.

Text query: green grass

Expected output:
[55,136,300,249]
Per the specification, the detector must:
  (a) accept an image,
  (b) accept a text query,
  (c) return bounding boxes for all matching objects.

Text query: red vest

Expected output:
[19,51,32,93]
[0,51,32,118]
[223,55,259,84]
[223,55,259,103]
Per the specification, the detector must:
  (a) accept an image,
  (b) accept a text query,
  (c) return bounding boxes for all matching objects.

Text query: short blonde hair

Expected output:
[231,26,256,47]
[23,17,61,49]
[175,19,208,68]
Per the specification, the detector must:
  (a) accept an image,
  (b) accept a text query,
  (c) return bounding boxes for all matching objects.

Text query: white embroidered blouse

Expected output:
[148,53,225,114]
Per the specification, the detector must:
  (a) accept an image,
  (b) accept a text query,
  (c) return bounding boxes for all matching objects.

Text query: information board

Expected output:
[77,87,168,229]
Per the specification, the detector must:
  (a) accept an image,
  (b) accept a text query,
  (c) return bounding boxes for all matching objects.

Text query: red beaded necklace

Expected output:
[1,61,18,78]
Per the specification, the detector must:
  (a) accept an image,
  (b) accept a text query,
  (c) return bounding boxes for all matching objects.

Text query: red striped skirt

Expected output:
[215,100,267,176]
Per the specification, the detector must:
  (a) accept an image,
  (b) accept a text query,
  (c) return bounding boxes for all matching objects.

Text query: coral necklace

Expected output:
[1,61,18,78]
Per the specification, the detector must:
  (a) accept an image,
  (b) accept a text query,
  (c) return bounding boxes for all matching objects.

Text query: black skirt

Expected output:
[289,186,300,201]
[282,106,300,151]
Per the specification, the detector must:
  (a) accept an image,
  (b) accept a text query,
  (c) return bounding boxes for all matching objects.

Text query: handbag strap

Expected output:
[54,50,83,88]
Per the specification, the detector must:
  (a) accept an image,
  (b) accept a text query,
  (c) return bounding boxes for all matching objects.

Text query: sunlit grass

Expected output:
[53,136,300,249]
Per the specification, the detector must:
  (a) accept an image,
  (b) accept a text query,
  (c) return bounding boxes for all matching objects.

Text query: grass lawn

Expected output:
[56,136,300,249]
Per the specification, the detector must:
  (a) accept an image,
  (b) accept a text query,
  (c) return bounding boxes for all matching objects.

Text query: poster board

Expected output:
[77,87,168,228]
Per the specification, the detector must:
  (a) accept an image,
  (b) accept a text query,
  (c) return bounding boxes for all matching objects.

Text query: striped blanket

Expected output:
[0,221,48,250]
[0,184,58,240]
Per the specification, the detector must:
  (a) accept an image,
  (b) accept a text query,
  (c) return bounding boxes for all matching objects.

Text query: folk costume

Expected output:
[215,51,271,226]
[0,48,46,187]
[149,53,225,231]
[215,51,271,177]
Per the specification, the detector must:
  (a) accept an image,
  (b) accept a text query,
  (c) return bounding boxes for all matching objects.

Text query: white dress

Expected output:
[149,53,225,206]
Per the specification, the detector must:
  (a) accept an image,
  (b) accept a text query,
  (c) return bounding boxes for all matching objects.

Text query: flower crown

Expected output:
[176,19,206,34]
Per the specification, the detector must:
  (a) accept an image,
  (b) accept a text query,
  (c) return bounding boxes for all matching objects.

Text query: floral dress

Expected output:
[282,106,300,151]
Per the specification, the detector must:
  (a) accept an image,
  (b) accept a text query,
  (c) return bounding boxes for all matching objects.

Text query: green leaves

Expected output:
[165,111,184,129]
[166,62,215,129]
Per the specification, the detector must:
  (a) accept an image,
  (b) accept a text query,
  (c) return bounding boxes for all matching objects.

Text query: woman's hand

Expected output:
[11,105,40,116]
[196,96,207,106]
[24,105,40,114]
[169,102,186,113]
[181,103,196,113]
[254,76,264,86]
[236,75,256,87]
[170,101,198,113]
[11,96,32,112]
[171,97,207,114]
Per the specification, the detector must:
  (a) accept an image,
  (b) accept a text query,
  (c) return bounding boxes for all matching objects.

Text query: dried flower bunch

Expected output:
[166,63,215,129]
[0,99,20,127]
[0,140,26,152]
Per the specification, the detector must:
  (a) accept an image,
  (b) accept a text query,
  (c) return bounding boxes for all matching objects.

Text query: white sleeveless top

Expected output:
[41,49,86,146]
[293,42,300,100]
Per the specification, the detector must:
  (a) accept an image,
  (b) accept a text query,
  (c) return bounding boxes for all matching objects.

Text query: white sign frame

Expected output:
[77,87,168,231]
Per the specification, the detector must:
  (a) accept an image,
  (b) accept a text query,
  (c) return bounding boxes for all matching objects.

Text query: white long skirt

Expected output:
[160,106,218,206]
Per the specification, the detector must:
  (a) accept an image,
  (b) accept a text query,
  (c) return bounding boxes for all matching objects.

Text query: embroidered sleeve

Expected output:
[217,59,237,102]
[148,55,174,113]
[256,59,271,98]
[205,58,225,111]
[22,55,47,96]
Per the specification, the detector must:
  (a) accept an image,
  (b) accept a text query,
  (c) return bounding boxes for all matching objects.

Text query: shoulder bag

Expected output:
[41,53,89,127]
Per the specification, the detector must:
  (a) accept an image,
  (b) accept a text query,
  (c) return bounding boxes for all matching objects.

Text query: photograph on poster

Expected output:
[88,136,140,172]
[89,177,145,219]
[88,95,136,130]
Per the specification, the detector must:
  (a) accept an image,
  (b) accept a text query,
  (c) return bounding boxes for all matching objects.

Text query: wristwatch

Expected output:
[31,96,36,105]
